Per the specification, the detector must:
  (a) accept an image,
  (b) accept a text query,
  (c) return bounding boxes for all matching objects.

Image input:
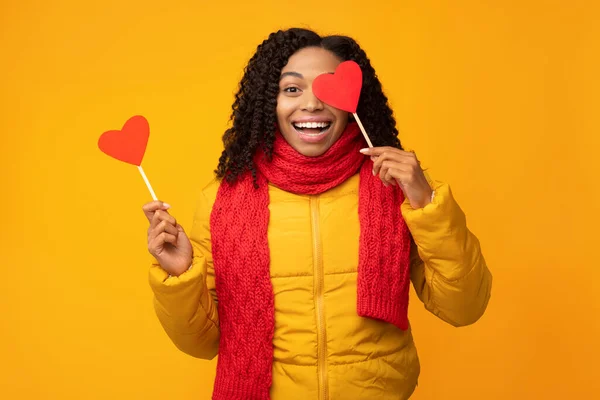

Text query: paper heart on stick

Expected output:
[313,61,373,148]
[98,115,158,200]
[312,60,362,113]
[98,115,149,166]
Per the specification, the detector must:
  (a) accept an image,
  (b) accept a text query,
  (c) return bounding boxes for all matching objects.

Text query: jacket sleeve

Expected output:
[148,186,219,359]
[403,176,492,327]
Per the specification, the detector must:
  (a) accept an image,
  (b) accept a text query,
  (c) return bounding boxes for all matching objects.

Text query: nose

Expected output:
[302,89,324,112]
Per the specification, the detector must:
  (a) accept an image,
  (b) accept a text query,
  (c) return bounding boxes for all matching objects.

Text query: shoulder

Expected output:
[194,175,221,211]
[202,175,221,196]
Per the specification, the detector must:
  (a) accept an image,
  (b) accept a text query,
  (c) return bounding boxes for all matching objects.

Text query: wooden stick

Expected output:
[138,165,157,201]
[353,113,373,148]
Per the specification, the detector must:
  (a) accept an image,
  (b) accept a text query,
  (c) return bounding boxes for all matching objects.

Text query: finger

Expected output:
[379,161,409,187]
[384,163,416,187]
[379,162,390,186]
[372,150,418,176]
[150,209,177,231]
[161,232,178,245]
[361,146,416,158]
[148,219,179,245]
[360,146,396,156]
[142,201,171,223]
[150,210,163,232]
[149,220,179,242]
[387,169,412,193]
[149,232,178,255]
[387,168,414,186]
[382,163,408,186]
[375,159,412,181]
[384,170,397,186]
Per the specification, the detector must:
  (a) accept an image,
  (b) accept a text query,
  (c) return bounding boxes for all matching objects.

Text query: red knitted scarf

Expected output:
[210,122,411,400]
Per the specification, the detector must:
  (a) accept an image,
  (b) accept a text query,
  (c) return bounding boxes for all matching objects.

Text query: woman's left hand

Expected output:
[360,147,433,209]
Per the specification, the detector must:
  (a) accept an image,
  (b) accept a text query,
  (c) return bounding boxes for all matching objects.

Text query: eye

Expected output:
[283,86,301,93]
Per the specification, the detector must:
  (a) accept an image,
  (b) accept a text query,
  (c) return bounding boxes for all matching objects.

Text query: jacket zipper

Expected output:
[310,196,329,400]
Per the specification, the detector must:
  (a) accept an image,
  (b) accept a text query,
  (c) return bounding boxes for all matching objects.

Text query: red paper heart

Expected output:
[312,60,362,113]
[98,115,149,166]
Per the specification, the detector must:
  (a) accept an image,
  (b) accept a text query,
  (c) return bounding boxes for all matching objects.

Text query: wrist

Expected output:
[411,189,435,209]
[168,260,193,278]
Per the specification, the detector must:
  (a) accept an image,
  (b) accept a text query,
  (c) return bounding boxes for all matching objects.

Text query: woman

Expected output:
[143,28,492,400]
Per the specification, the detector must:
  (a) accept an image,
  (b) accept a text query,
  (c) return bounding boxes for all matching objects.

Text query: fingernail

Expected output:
[372,169,376,176]
[163,202,171,209]
[359,148,369,154]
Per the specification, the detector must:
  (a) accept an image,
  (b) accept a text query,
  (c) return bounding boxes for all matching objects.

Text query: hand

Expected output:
[142,201,193,277]
[360,147,433,209]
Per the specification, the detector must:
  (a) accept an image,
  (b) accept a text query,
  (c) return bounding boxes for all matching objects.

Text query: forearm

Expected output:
[149,256,220,359]
[411,243,492,326]
[405,181,493,326]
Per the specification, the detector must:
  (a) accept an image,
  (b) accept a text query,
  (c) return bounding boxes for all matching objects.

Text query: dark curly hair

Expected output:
[215,28,403,187]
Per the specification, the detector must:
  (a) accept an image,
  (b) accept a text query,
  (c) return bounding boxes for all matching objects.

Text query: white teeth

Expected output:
[294,121,330,129]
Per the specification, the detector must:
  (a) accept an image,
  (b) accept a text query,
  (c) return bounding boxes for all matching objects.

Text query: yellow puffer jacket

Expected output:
[148,172,492,400]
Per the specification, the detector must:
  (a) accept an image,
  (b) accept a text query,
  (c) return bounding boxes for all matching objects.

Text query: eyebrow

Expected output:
[279,71,335,80]
[280,71,303,80]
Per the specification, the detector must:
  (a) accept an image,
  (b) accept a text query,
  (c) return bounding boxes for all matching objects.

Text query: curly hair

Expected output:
[215,28,403,187]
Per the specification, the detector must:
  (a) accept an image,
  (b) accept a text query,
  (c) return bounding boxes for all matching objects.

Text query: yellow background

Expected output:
[2,0,599,398]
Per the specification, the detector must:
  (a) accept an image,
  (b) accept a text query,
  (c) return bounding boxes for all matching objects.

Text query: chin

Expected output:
[294,144,330,157]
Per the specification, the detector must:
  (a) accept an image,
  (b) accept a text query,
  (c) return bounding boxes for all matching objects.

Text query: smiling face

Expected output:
[276,47,349,157]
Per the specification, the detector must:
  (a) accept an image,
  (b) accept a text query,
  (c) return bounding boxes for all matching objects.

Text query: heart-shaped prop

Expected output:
[313,61,373,147]
[313,60,362,113]
[98,115,157,200]
[98,115,149,166]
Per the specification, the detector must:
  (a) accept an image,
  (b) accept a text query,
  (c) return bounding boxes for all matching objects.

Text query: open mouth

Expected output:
[292,121,332,136]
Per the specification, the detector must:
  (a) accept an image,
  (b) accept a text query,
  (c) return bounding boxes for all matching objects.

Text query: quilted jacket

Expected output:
[148,172,492,399]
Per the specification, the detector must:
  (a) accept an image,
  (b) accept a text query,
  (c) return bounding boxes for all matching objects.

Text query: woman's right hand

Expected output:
[143,201,193,277]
